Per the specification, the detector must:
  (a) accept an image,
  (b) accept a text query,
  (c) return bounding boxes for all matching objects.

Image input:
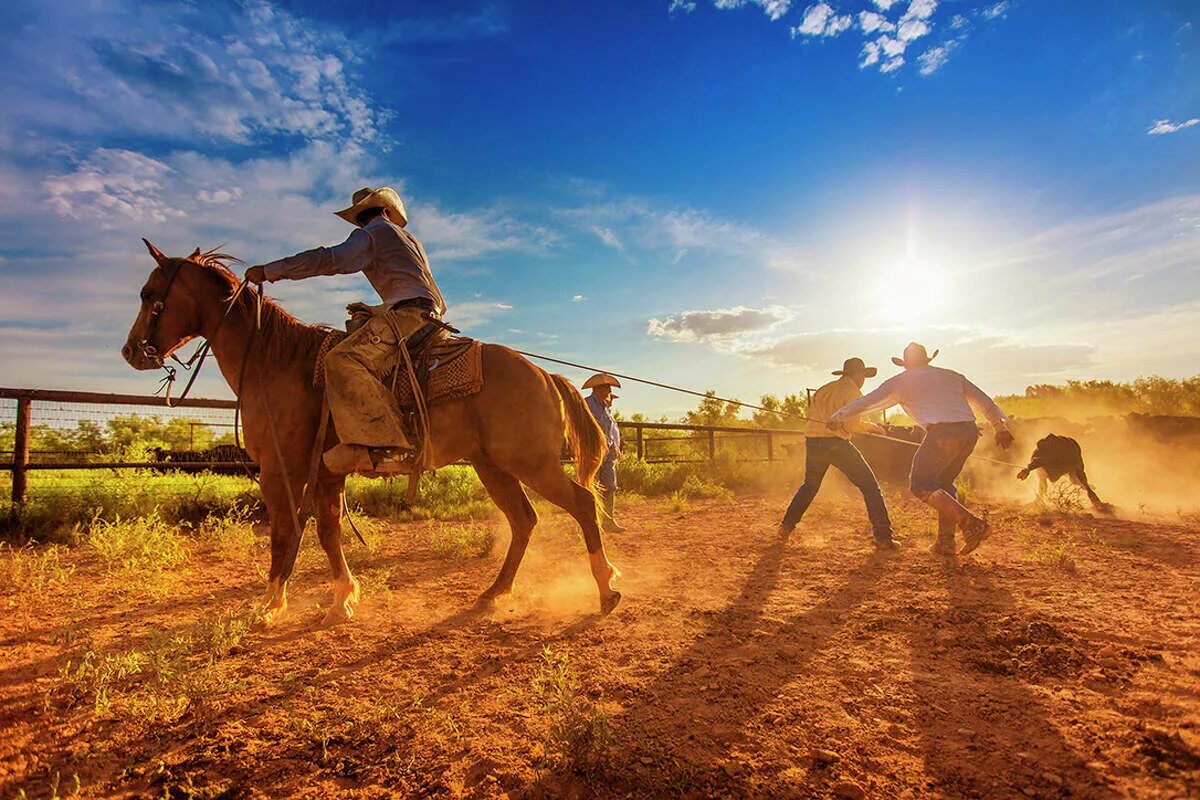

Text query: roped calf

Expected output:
[1017,433,1114,514]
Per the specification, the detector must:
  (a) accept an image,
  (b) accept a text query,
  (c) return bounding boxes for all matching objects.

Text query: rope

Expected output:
[514,349,1027,470]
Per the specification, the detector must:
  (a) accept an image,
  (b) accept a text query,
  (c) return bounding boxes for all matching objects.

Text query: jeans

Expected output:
[781,437,892,537]
[909,422,979,499]
[596,459,617,491]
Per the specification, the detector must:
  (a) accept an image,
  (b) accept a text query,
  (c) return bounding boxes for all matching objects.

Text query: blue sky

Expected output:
[0,0,1197,417]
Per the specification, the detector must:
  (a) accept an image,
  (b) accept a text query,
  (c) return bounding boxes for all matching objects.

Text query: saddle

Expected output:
[313,323,483,410]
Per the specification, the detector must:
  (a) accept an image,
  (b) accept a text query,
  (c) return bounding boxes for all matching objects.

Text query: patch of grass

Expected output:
[84,511,188,573]
[48,605,255,721]
[15,771,81,800]
[674,474,734,502]
[346,466,495,522]
[1,469,262,544]
[0,542,75,594]
[532,645,611,776]
[193,504,260,558]
[1037,482,1087,515]
[1027,539,1078,573]
[428,522,494,559]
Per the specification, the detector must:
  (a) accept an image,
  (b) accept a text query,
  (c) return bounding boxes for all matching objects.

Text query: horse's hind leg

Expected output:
[520,464,620,616]
[317,476,360,625]
[473,461,537,610]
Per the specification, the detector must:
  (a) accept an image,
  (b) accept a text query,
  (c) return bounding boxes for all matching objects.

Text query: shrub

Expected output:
[84,512,188,573]
[0,542,75,594]
[532,645,611,776]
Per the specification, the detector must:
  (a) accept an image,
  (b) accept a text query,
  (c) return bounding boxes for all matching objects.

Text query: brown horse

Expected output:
[121,241,621,623]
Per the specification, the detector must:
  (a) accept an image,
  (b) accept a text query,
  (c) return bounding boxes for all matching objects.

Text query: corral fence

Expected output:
[2,387,819,505]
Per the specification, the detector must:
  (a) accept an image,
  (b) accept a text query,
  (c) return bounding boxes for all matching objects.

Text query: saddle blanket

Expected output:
[314,329,484,408]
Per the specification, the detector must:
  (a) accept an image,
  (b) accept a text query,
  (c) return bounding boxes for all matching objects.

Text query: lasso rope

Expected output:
[514,350,1027,470]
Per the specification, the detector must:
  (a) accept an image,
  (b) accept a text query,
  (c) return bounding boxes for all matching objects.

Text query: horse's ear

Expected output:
[143,238,167,265]
[189,247,201,260]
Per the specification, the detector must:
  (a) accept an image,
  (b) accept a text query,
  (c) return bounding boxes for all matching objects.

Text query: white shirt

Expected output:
[830,364,1010,431]
[262,215,446,313]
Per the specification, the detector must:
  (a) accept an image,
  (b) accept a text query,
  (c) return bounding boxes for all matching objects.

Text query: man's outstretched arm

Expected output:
[830,380,898,423]
[254,228,374,283]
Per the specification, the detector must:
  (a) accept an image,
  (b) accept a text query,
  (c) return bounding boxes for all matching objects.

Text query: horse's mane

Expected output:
[183,248,332,369]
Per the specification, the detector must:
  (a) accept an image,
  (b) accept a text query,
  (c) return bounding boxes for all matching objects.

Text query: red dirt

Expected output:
[1,490,1198,799]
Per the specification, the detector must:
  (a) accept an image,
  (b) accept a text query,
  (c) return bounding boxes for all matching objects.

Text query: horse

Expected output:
[121,240,621,623]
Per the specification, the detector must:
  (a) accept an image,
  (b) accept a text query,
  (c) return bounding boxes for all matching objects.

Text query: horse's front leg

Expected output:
[316,476,360,625]
[260,469,306,625]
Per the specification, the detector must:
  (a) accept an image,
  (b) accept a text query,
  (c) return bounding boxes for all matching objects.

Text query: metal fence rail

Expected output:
[2,387,810,504]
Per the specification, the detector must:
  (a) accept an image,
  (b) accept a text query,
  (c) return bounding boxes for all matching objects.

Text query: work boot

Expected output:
[929,512,958,556]
[323,444,412,477]
[874,531,902,550]
[958,514,991,556]
[601,490,626,533]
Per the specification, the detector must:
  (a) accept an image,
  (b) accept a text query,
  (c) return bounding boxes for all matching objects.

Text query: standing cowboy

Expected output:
[830,342,1014,556]
[244,187,446,476]
[583,373,626,533]
[779,358,899,549]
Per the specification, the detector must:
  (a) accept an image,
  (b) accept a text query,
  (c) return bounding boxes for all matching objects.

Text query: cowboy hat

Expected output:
[892,341,939,368]
[583,373,621,397]
[832,357,877,378]
[334,186,408,227]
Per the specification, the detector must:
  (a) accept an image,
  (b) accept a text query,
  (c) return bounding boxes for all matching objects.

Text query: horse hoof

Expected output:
[474,595,497,613]
[322,606,353,627]
[600,591,621,616]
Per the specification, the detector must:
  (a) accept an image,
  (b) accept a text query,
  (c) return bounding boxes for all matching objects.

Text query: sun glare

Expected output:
[871,255,948,329]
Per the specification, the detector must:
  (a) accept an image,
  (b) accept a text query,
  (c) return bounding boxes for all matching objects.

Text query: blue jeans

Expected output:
[909,422,978,499]
[781,437,892,538]
[596,459,617,491]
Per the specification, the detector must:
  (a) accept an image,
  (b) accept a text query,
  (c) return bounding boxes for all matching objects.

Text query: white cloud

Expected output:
[713,0,793,21]
[591,225,625,252]
[860,41,882,68]
[1148,118,1200,135]
[859,11,896,34]
[647,305,795,344]
[982,1,1010,20]
[871,0,898,9]
[572,294,586,303]
[792,3,853,37]
[897,18,931,41]
[902,0,938,22]
[450,301,514,328]
[669,0,699,11]
[918,44,953,75]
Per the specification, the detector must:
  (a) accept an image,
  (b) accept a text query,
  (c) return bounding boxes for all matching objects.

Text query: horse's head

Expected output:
[121,239,208,370]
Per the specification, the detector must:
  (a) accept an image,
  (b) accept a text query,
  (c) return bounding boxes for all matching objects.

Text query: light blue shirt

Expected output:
[585,393,621,462]
[262,215,446,313]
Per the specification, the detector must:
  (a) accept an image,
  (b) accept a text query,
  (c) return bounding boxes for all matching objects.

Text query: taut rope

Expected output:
[514,350,1027,470]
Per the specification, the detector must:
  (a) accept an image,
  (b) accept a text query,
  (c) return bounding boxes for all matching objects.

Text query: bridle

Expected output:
[136,256,251,406]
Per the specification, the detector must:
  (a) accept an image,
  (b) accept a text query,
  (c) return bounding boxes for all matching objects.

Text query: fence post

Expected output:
[12,396,31,505]
[766,431,773,462]
[635,424,644,460]
[707,429,716,463]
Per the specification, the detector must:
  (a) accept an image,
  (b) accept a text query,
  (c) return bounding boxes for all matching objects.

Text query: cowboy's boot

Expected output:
[323,444,413,477]
[929,510,958,556]
[601,490,626,533]
[925,489,989,555]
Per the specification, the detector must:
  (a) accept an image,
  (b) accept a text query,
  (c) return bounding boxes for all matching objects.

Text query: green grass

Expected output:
[532,645,612,777]
[85,511,189,573]
[48,604,255,721]
[428,521,495,559]
[0,541,75,594]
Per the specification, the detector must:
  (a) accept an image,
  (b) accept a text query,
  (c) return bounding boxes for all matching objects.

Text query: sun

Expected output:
[870,254,949,330]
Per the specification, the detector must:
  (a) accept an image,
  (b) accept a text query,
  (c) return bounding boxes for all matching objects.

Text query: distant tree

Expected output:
[752,393,809,429]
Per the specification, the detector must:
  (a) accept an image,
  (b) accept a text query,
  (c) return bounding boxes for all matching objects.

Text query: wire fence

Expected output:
[1,387,826,505]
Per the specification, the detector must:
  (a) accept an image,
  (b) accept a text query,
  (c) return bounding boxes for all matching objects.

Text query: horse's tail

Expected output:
[550,373,605,491]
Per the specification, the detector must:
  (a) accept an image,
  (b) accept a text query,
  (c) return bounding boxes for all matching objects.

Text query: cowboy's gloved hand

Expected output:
[244,266,266,284]
[346,301,372,316]
[995,429,1014,450]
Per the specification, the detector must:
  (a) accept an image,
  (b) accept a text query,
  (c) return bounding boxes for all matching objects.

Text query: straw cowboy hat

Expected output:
[335,186,408,227]
[832,357,877,378]
[892,341,939,368]
[583,373,621,397]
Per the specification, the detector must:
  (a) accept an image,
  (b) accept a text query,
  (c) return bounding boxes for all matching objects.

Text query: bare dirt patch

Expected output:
[2,490,1198,798]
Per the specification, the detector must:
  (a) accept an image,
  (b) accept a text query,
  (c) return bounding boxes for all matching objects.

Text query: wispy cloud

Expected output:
[647,305,795,344]
[1148,118,1200,136]
[685,0,1011,76]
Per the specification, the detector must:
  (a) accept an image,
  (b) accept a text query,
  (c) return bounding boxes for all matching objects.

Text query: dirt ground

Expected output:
[2,487,1199,799]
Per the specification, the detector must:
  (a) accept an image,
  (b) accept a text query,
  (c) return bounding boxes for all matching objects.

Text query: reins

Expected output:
[514,350,1027,470]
